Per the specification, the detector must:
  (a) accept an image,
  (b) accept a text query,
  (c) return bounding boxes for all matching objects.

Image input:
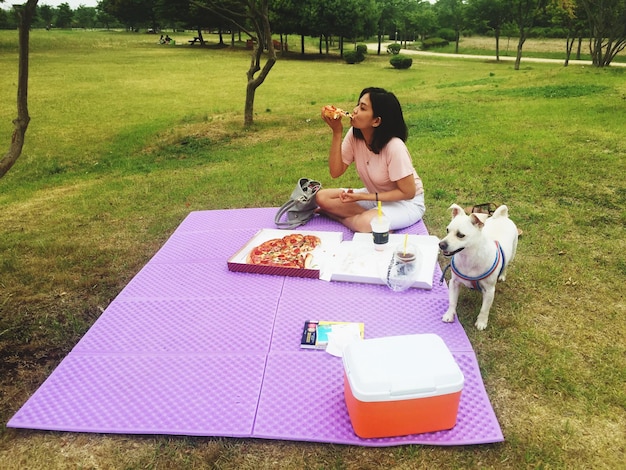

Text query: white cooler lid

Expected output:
[342,334,464,402]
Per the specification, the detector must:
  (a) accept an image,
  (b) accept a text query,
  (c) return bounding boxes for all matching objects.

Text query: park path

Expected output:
[367,43,626,67]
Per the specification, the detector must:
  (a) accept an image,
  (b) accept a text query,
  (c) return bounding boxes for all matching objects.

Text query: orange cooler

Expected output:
[342,334,464,438]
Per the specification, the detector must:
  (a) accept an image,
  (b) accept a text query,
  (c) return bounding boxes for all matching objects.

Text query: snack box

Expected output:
[227,228,343,279]
[342,334,464,438]
[329,233,440,289]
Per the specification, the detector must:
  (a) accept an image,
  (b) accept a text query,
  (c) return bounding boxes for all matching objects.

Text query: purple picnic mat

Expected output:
[7,208,504,446]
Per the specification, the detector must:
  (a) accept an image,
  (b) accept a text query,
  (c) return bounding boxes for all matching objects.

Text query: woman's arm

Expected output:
[321,111,349,178]
[340,174,417,203]
[390,173,417,200]
[328,129,348,177]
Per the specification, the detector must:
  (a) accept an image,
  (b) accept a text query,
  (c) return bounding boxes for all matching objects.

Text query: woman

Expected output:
[317,87,425,232]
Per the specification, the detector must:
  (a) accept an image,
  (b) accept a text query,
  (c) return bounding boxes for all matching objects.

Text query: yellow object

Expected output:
[377,201,382,220]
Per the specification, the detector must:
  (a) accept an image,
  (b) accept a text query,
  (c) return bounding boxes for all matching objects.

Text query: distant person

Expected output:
[317,87,425,232]
[165,35,172,44]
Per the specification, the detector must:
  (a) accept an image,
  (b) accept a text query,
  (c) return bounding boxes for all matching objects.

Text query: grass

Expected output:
[1,29,625,469]
[415,35,626,64]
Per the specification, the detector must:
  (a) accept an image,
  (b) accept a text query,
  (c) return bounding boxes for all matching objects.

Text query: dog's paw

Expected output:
[442,311,456,323]
[475,319,488,330]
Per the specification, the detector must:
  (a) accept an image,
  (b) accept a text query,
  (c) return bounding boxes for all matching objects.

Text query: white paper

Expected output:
[324,323,363,357]
[328,234,440,290]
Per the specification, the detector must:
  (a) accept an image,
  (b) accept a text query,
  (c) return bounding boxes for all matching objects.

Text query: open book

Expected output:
[300,320,364,349]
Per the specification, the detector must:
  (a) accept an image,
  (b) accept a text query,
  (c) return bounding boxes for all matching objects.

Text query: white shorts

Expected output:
[350,188,426,230]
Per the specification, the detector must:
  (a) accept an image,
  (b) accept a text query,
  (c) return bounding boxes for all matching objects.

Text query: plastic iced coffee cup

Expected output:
[370,216,390,251]
[386,243,421,291]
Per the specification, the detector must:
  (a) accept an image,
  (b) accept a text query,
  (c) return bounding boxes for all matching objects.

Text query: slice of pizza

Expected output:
[322,105,352,120]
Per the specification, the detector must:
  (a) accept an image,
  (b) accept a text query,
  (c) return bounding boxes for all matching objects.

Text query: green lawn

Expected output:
[1,29,625,469]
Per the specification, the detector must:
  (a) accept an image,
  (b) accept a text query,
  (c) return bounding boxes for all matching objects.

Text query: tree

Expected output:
[199,0,276,127]
[56,2,74,28]
[1,0,38,179]
[101,0,157,30]
[95,4,119,29]
[508,0,548,70]
[436,0,468,53]
[271,0,316,54]
[74,6,98,28]
[372,0,393,54]
[466,0,512,60]
[411,1,439,41]
[579,0,626,66]
[38,4,54,27]
[547,0,586,66]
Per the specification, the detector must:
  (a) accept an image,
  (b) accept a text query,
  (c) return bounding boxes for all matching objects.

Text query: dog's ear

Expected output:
[449,204,465,219]
[470,213,486,227]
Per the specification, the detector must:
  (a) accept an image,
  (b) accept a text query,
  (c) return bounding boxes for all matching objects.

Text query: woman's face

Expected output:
[351,93,378,130]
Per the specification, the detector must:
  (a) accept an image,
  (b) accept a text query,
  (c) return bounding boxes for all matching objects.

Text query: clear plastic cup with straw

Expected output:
[386,235,421,291]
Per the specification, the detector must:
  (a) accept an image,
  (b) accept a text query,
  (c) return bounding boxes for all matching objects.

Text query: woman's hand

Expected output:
[339,189,360,203]
[321,110,344,133]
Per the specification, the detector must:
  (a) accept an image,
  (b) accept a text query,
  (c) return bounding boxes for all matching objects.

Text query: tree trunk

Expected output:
[565,34,574,67]
[1,0,37,179]
[243,1,276,127]
[514,35,526,70]
[495,29,500,61]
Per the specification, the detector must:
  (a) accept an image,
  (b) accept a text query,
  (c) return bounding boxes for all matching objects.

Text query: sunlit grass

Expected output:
[1,29,625,469]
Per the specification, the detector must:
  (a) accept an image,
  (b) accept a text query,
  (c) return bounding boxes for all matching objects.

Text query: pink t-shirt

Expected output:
[341,128,423,195]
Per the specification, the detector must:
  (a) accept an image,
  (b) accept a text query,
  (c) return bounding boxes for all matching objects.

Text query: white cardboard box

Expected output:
[227,229,343,279]
[328,233,440,289]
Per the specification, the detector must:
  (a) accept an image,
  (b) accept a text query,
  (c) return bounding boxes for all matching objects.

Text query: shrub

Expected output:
[356,44,368,55]
[344,50,365,64]
[387,43,402,55]
[390,54,413,69]
[436,28,456,42]
[421,37,449,50]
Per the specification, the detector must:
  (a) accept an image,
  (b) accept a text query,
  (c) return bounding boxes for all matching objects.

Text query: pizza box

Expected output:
[327,233,440,289]
[227,228,344,279]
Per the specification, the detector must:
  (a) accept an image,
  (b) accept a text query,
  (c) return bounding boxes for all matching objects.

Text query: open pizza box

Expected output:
[325,233,440,290]
[227,228,344,279]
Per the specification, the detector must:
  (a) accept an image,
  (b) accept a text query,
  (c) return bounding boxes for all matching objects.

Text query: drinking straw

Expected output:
[377,201,382,221]
[403,234,408,255]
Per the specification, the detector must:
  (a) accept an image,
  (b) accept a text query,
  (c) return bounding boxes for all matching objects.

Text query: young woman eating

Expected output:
[317,87,425,232]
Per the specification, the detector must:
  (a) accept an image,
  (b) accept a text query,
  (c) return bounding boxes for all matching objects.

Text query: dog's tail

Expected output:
[491,205,509,218]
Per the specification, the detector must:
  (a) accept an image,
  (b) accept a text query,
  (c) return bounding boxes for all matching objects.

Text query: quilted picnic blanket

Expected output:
[8,208,503,446]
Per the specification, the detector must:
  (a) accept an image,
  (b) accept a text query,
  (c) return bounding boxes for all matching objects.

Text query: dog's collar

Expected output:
[440,241,505,292]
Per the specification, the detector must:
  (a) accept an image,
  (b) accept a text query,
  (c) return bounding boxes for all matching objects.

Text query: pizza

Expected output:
[322,105,352,119]
[246,234,322,269]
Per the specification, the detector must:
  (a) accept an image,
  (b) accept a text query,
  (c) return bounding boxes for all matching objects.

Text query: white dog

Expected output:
[438,204,518,330]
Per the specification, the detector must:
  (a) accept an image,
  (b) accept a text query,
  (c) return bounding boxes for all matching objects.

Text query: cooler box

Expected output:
[342,333,464,438]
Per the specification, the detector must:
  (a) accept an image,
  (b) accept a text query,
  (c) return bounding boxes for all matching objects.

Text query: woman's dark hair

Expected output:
[353,87,408,154]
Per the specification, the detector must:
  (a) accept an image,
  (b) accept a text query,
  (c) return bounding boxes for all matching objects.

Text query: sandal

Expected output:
[466,202,523,237]
[465,202,496,216]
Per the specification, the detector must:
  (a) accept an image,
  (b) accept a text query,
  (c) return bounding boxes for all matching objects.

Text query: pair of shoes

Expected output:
[465,202,523,237]
[465,202,496,216]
